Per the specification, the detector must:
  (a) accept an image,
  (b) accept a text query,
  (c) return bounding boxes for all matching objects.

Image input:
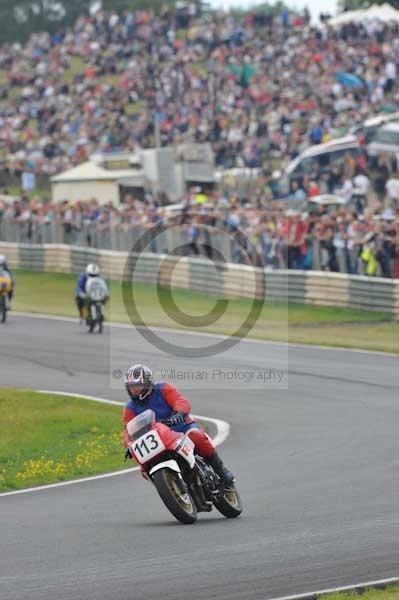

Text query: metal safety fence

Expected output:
[1,215,393,278]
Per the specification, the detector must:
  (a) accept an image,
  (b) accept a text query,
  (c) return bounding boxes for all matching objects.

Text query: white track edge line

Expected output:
[0,390,229,498]
[12,311,399,357]
[266,576,399,600]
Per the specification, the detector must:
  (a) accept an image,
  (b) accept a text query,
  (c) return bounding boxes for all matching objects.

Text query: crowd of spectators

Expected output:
[2,5,399,278]
[1,189,399,278]
[1,4,399,180]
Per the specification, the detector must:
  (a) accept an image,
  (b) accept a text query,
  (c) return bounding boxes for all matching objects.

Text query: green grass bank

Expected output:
[9,270,399,353]
[0,389,125,492]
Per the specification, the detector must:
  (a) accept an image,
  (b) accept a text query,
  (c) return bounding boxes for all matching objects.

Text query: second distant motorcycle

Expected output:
[85,274,109,333]
[75,263,109,334]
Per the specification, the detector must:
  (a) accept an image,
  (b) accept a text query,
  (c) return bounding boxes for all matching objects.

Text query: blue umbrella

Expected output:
[336,72,364,88]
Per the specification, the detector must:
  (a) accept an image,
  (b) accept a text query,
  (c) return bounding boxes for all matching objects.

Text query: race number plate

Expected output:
[131,430,165,464]
[88,280,106,301]
[176,436,195,467]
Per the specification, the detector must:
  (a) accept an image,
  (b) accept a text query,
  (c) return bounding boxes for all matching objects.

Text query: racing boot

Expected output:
[206,452,235,486]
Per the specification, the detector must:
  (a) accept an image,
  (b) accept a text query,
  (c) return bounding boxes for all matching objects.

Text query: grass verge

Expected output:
[9,270,399,354]
[61,56,86,84]
[0,389,126,492]
[2,187,50,200]
[324,585,399,600]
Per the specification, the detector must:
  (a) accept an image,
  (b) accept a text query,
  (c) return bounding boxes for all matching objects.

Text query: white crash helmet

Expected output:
[86,263,100,277]
[0,255,6,267]
[124,364,154,404]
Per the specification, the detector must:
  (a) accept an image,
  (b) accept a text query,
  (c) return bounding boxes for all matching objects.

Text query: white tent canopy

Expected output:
[328,9,367,26]
[329,3,399,27]
[51,161,141,183]
[51,161,146,204]
[364,3,399,21]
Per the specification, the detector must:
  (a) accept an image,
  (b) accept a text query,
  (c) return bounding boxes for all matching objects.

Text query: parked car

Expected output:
[307,194,351,213]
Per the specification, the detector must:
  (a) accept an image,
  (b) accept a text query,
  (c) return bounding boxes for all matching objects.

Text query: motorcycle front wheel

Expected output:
[152,469,197,524]
[213,486,243,518]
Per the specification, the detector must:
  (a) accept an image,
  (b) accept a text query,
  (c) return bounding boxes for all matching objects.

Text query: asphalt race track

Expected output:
[1,314,399,600]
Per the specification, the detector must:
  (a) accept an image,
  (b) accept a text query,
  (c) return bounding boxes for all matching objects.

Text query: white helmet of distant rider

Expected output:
[86,263,100,277]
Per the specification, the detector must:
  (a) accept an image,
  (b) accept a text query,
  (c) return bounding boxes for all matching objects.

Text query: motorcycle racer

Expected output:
[75,263,104,321]
[0,254,14,302]
[123,364,235,485]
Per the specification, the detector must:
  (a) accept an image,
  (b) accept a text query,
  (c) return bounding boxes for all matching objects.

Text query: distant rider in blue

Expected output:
[75,263,100,321]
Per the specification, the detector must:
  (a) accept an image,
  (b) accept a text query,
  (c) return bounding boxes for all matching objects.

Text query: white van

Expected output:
[283,135,361,188]
[367,122,399,157]
[351,112,399,143]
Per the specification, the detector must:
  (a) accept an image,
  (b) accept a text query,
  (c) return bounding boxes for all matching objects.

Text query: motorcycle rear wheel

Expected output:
[96,305,104,334]
[0,296,6,323]
[213,486,243,518]
[152,469,197,524]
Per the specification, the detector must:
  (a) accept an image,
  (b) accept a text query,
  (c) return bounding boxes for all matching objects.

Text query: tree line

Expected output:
[1,0,398,45]
[0,0,198,44]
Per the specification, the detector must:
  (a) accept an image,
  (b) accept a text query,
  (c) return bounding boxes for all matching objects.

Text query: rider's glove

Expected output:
[124,447,133,460]
[165,411,186,426]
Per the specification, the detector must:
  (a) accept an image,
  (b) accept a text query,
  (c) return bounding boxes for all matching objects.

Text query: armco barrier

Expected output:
[0,242,398,319]
[305,271,350,308]
[348,277,397,313]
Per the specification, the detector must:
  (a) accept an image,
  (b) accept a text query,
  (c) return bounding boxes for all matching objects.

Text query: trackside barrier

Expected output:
[0,242,398,319]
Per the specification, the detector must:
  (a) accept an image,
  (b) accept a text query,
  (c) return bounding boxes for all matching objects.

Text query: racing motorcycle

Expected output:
[126,409,242,524]
[85,277,108,334]
[0,270,12,323]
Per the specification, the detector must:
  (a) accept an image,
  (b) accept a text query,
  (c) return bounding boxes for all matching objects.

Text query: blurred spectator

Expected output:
[1,7,399,279]
[1,5,399,187]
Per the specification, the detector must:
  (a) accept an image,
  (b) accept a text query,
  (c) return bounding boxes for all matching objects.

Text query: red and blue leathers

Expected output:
[123,382,214,458]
